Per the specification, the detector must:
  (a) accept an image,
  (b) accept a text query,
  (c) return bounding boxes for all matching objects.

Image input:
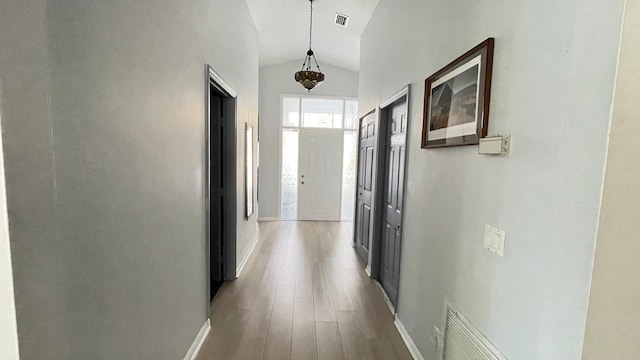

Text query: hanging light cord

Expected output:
[309,0,313,50]
[300,0,322,74]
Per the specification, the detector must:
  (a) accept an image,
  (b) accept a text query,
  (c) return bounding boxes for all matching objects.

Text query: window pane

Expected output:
[341,131,358,220]
[281,129,299,219]
[302,98,344,128]
[345,100,358,129]
[283,97,300,127]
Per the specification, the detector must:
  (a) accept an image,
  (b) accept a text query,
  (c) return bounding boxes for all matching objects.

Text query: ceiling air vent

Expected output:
[335,13,349,27]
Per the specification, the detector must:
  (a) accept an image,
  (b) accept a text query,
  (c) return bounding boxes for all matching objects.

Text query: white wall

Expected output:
[258,60,358,218]
[583,0,640,358]
[0,0,258,358]
[359,1,625,359]
[0,103,20,360]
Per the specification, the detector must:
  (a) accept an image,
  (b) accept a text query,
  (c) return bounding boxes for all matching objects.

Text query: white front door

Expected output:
[298,128,344,221]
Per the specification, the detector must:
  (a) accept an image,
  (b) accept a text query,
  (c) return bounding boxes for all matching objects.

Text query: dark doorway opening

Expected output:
[206,66,238,304]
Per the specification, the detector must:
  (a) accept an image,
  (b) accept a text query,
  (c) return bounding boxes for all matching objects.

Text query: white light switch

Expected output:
[484,225,506,257]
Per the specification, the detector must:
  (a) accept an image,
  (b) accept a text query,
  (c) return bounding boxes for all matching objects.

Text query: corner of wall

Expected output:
[0,108,20,360]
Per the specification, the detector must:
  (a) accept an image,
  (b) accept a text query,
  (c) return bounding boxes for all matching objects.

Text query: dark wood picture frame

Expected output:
[422,38,495,148]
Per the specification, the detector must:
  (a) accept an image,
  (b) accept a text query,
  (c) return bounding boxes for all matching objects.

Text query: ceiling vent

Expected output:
[335,13,349,27]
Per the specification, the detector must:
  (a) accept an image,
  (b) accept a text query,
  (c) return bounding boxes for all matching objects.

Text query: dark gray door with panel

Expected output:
[355,112,377,265]
[379,101,407,305]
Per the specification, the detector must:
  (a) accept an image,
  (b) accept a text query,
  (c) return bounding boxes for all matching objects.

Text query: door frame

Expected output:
[205,64,238,312]
[369,85,411,309]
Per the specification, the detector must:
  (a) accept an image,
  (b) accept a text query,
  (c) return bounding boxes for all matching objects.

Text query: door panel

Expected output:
[382,223,391,267]
[355,112,377,265]
[365,148,374,190]
[360,204,371,254]
[379,101,407,306]
[298,129,343,221]
[397,147,405,211]
[386,148,396,204]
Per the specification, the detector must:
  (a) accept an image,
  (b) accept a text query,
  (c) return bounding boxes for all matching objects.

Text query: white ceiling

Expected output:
[246,0,379,71]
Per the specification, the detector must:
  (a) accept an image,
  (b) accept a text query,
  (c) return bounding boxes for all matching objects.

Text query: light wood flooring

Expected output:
[196,221,412,360]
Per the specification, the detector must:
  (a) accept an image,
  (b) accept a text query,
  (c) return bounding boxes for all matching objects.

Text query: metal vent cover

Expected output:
[335,13,349,27]
[443,307,508,360]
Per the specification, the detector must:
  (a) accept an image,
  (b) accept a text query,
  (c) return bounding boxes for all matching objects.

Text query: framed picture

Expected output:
[422,38,495,148]
[245,123,254,219]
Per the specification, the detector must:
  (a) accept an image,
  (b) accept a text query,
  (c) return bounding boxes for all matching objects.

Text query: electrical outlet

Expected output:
[431,326,443,348]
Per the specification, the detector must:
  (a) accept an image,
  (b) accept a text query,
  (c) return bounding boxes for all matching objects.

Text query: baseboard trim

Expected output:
[183,319,211,360]
[394,316,425,360]
[236,235,259,278]
[257,217,279,221]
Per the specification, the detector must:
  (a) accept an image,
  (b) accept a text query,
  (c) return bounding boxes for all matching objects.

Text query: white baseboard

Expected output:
[394,316,425,360]
[257,217,279,221]
[236,235,259,278]
[183,319,211,360]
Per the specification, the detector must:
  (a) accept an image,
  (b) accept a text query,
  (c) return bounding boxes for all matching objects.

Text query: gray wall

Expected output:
[258,60,358,219]
[0,2,61,357]
[0,0,258,358]
[583,0,640,358]
[359,0,624,359]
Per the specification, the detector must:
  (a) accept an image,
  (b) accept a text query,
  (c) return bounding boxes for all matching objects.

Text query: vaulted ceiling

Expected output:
[246,0,379,71]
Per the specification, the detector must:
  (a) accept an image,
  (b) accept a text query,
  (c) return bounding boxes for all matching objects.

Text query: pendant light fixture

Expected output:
[295,0,325,91]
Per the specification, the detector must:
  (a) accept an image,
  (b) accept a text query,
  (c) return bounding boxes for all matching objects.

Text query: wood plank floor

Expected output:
[196,221,412,360]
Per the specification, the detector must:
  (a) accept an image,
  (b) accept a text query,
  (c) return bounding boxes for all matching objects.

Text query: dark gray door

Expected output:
[355,112,377,265]
[379,101,407,305]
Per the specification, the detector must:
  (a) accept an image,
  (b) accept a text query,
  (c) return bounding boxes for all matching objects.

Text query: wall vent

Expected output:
[443,307,508,360]
[335,13,349,27]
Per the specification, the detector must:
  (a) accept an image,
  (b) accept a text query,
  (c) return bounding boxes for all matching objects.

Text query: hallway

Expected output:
[196,221,412,360]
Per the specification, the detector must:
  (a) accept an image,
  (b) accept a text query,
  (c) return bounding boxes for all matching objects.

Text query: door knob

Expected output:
[301,181,305,184]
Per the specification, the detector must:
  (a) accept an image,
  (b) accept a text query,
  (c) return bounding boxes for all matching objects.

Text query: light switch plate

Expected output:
[484,225,505,257]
